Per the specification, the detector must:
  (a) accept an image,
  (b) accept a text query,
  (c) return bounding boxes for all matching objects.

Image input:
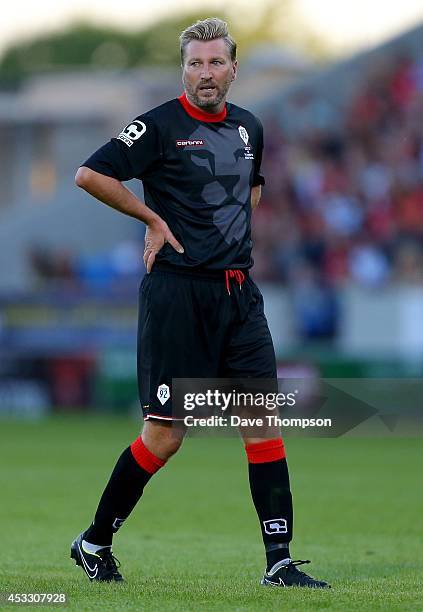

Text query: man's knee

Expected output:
[141,420,185,460]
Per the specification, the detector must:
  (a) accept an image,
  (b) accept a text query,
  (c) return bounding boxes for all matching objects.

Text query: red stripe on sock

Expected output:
[130,437,166,474]
[245,438,286,463]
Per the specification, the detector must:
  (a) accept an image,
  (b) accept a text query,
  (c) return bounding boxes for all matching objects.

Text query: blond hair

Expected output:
[180,17,236,64]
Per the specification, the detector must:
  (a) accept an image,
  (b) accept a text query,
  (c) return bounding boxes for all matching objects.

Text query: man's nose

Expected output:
[200,64,212,79]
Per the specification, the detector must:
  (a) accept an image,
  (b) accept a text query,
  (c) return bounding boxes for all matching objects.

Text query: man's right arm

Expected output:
[75,166,159,225]
[75,166,183,272]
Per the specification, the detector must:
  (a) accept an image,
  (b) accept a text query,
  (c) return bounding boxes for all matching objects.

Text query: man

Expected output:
[71,17,329,589]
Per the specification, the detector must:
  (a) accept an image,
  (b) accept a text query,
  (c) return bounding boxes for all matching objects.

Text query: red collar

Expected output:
[178,92,227,123]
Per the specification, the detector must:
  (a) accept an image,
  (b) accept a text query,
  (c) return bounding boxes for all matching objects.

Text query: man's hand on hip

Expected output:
[144,218,184,273]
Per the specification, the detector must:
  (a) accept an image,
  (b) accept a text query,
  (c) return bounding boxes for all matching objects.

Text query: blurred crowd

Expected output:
[254,55,423,290]
[250,54,423,338]
[28,240,144,292]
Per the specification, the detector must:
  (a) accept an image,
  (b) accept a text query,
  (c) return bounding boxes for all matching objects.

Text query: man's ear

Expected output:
[232,60,238,81]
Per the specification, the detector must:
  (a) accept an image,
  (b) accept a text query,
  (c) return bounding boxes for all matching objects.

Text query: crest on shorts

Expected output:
[238,125,249,146]
[157,384,170,405]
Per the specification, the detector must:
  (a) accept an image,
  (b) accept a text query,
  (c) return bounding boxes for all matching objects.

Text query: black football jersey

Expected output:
[82,93,265,270]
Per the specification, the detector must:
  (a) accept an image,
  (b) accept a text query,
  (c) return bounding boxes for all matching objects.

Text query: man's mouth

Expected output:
[198,85,217,93]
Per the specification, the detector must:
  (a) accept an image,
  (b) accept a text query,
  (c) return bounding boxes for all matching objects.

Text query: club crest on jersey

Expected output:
[238,125,249,146]
[117,120,146,147]
[157,384,170,405]
[238,126,254,160]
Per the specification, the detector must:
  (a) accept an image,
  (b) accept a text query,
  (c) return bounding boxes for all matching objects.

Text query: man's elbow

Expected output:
[75,166,92,189]
[251,185,262,210]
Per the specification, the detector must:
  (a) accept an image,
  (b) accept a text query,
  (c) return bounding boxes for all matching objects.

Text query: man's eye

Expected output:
[212,60,223,65]
[191,62,200,67]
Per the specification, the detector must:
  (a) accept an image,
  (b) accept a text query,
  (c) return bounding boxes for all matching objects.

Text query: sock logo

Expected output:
[112,517,126,532]
[263,518,288,535]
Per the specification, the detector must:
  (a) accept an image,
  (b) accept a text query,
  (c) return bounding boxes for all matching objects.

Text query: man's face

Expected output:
[182,38,237,110]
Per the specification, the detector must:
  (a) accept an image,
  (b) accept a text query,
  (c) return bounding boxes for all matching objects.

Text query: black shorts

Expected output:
[137,263,277,421]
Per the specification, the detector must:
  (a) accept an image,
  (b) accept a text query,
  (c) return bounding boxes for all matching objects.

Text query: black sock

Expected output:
[84,446,155,546]
[265,542,291,570]
[247,454,293,570]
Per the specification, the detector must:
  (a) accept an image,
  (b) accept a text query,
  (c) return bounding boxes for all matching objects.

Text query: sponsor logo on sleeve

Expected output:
[117,120,147,147]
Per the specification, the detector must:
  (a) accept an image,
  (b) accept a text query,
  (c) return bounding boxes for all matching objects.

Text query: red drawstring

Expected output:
[225,269,245,295]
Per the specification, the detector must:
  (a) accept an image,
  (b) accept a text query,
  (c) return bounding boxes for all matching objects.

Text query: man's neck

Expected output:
[178,92,227,123]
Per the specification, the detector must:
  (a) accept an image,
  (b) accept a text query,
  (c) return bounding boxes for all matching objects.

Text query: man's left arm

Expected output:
[251,185,261,211]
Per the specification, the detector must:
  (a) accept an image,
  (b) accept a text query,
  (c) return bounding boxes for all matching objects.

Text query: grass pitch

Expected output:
[0,416,422,610]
